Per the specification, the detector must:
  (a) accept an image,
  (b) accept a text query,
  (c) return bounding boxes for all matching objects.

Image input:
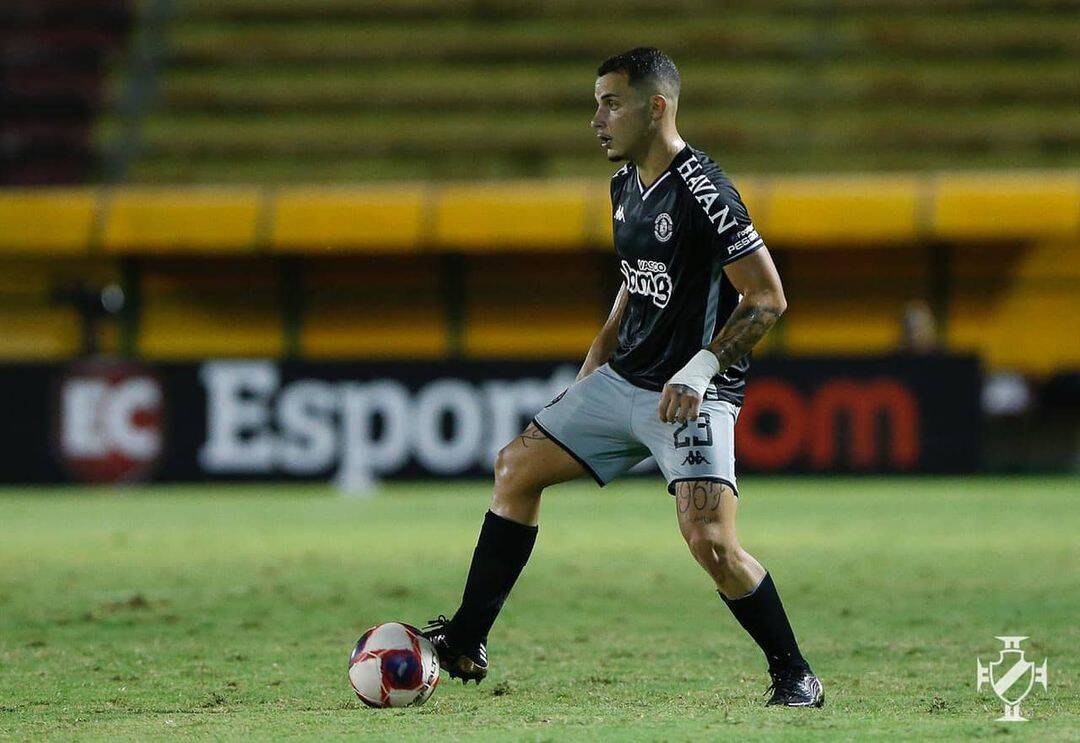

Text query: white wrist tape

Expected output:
[667,349,720,397]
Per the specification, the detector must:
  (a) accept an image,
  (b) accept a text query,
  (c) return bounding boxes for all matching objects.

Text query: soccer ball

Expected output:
[348,622,440,708]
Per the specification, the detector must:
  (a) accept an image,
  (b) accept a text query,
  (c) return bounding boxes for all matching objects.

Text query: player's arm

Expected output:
[659,247,786,423]
[707,246,786,374]
[576,283,629,381]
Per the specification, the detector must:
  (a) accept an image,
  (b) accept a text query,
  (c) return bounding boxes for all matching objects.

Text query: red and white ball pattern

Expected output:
[348,622,440,708]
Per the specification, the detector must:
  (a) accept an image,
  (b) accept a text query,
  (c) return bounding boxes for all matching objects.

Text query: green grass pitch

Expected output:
[1,476,1076,740]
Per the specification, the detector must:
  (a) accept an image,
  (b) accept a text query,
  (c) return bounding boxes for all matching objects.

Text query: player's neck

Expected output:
[633,135,686,188]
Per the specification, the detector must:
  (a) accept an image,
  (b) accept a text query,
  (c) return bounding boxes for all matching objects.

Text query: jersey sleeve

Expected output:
[704,180,765,266]
[682,162,765,266]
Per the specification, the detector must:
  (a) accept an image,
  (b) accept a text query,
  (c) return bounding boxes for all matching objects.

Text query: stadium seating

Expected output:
[1,0,130,184]
[101,0,1080,182]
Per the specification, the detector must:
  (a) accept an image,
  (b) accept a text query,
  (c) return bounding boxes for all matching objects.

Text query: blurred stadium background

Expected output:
[0,1,1078,737]
[1,0,1077,483]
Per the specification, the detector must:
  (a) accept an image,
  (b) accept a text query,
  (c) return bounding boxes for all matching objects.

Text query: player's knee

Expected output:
[684,531,713,563]
[685,532,741,579]
[493,443,540,499]
[493,443,520,486]
[713,541,744,580]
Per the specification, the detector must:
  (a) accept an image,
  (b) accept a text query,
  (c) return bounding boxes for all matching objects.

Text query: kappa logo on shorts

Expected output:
[680,451,710,466]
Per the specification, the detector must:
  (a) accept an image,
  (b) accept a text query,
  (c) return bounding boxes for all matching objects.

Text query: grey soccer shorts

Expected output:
[532,363,740,496]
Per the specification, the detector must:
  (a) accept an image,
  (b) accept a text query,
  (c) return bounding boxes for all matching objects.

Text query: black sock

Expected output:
[449,510,538,648]
[719,572,810,673]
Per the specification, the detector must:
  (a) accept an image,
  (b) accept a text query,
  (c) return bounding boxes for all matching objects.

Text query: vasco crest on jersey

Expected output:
[653,212,674,242]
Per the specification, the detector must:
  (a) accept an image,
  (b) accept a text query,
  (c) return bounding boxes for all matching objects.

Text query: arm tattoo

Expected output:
[706,300,781,373]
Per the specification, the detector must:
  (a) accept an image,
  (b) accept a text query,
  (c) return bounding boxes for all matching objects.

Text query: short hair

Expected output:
[597,47,680,98]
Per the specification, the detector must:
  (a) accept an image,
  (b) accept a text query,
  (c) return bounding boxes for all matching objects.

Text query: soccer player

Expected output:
[424,47,824,707]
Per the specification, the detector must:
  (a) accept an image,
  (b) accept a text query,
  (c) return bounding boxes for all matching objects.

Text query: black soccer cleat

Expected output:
[764,666,825,707]
[421,615,488,685]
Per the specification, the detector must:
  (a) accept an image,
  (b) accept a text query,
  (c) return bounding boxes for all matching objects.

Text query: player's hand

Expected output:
[661,350,719,423]
[659,383,701,424]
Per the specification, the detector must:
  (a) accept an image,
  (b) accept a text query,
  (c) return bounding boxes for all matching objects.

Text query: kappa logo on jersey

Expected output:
[620,258,672,308]
[653,212,674,242]
[614,204,625,222]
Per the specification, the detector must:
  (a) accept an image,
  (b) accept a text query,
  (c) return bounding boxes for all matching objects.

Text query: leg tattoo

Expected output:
[684,481,723,523]
[517,424,547,449]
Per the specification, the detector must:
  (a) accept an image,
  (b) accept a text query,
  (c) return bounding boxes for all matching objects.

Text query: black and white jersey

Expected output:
[607,144,765,406]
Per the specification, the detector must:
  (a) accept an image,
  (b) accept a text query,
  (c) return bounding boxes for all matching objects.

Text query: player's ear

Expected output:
[650,94,667,121]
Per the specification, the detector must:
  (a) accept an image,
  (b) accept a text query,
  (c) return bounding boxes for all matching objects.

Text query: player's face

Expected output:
[591,72,651,162]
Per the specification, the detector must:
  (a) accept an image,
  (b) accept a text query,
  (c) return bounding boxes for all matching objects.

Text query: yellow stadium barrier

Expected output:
[932,173,1080,241]
[0,189,96,254]
[760,175,922,246]
[0,172,1077,254]
[101,187,262,253]
[433,181,592,251]
[271,186,426,252]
